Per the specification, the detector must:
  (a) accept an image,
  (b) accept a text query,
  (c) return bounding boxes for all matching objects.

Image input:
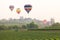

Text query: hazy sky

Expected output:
[0,0,60,22]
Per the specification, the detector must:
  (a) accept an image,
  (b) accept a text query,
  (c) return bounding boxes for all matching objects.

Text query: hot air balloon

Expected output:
[24,4,32,13]
[43,19,47,24]
[9,5,14,11]
[16,8,21,14]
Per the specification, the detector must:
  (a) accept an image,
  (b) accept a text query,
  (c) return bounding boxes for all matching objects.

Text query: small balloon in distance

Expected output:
[16,8,21,14]
[9,5,14,11]
[43,19,47,24]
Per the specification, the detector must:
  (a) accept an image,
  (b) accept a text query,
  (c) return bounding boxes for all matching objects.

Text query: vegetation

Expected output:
[26,22,38,29]
[0,22,60,40]
[43,23,60,29]
[0,22,38,30]
[0,22,60,31]
[0,31,60,40]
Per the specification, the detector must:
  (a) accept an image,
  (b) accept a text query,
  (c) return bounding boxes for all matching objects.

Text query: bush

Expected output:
[0,25,7,30]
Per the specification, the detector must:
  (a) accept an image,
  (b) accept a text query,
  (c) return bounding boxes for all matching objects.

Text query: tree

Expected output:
[27,22,38,29]
[13,25,18,31]
[52,22,60,26]
[0,25,7,30]
[22,25,26,29]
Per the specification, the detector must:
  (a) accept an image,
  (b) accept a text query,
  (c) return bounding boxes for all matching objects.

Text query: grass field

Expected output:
[0,30,60,40]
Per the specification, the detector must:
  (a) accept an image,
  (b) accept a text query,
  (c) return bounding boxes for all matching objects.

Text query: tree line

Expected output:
[0,22,60,31]
[0,22,38,31]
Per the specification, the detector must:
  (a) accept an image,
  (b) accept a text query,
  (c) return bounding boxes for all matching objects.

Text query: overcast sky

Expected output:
[0,0,60,22]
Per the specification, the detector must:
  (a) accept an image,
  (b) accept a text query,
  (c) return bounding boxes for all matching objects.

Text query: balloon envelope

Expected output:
[24,4,32,13]
[9,5,14,11]
[16,8,21,14]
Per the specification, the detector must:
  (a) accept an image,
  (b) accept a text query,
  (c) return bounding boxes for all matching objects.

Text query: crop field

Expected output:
[0,30,60,40]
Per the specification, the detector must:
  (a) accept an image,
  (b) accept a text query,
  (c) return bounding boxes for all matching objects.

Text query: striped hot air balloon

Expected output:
[24,4,32,13]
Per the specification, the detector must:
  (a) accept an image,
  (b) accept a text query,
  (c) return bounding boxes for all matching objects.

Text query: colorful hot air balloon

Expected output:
[24,4,32,13]
[16,8,21,14]
[9,5,14,11]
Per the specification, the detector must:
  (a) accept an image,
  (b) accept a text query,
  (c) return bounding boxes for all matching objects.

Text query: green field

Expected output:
[0,30,60,40]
